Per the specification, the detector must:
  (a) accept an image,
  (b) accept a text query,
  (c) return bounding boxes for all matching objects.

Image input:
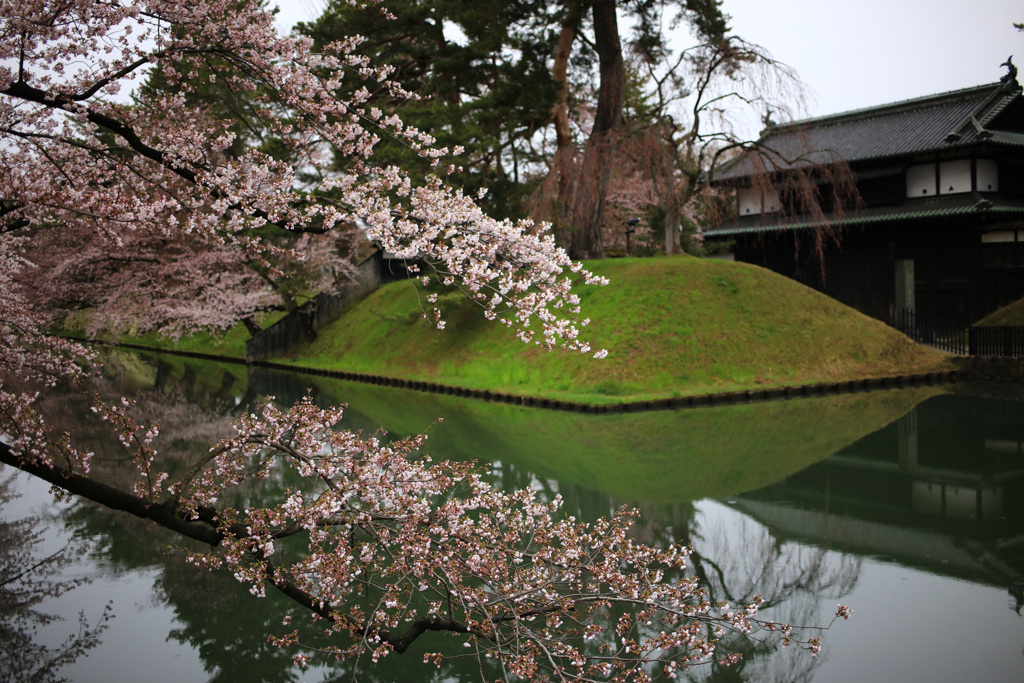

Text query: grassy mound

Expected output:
[976,297,1024,326]
[280,255,951,402]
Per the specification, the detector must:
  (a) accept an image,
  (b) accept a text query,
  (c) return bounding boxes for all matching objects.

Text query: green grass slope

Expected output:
[976,297,1024,326]
[281,256,952,401]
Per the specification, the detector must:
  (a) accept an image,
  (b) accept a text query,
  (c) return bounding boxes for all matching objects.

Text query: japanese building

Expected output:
[706,64,1024,325]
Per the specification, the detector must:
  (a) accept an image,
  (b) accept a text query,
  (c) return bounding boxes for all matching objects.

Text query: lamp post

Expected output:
[625,218,640,257]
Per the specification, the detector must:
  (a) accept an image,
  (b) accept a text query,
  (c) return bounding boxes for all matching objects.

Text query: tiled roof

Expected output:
[705,195,1024,236]
[719,81,1023,179]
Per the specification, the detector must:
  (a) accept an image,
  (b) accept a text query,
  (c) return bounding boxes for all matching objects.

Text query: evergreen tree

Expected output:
[298,0,564,220]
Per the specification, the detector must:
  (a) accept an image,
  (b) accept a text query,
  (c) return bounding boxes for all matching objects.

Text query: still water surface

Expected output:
[2,350,1023,682]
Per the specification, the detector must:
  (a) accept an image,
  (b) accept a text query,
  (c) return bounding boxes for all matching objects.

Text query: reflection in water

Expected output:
[733,394,1024,616]
[250,363,946,503]
[482,460,860,683]
[2,351,1023,681]
[0,473,111,682]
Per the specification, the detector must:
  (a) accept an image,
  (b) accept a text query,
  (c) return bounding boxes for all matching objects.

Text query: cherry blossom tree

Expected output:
[15,208,367,339]
[13,217,281,338]
[0,1,848,678]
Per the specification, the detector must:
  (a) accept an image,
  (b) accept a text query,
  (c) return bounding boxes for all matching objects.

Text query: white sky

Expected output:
[272,0,325,33]
[273,0,1023,121]
[723,0,1023,120]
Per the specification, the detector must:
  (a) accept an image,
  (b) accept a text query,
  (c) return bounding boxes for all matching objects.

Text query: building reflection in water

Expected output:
[730,394,1024,615]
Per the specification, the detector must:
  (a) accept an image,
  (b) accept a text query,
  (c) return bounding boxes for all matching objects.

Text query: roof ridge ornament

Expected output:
[945,65,1019,144]
[1000,56,1018,89]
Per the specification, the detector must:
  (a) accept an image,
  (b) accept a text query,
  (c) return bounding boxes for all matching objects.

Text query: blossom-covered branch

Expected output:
[1,0,606,350]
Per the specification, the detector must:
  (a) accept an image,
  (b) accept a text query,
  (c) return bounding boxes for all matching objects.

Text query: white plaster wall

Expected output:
[738,187,760,215]
[737,187,781,215]
[906,163,936,197]
[939,159,971,194]
[976,158,999,192]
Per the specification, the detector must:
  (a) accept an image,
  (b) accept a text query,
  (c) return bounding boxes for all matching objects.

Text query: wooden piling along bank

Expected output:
[105,339,968,414]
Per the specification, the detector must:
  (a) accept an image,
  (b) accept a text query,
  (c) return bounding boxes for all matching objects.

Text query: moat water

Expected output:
[3,350,1023,682]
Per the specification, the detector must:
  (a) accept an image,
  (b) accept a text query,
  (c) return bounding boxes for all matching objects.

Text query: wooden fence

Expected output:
[893,308,1024,357]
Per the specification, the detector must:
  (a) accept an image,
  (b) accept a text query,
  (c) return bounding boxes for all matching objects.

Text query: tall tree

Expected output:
[562,0,626,259]
[298,0,740,260]
[0,1,847,678]
[542,0,856,259]
[540,0,738,258]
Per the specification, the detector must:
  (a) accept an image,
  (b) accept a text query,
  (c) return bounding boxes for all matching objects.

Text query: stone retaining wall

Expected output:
[249,359,963,414]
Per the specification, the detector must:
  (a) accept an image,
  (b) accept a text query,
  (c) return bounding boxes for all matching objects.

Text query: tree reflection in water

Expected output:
[487,459,861,682]
[10,351,864,681]
[0,472,111,682]
[683,503,860,682]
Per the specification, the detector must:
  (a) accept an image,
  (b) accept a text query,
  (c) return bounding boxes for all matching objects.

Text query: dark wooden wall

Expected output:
[733,220,1024,325]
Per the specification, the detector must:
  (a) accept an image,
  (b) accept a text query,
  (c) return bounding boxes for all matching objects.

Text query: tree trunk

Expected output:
[549,2,578,250]
[664,201,683,255]
[589,0,625,136]
[656,127,683,255]
[241,314,262,337]
[551,2,577,152]
[566,0,624,260]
